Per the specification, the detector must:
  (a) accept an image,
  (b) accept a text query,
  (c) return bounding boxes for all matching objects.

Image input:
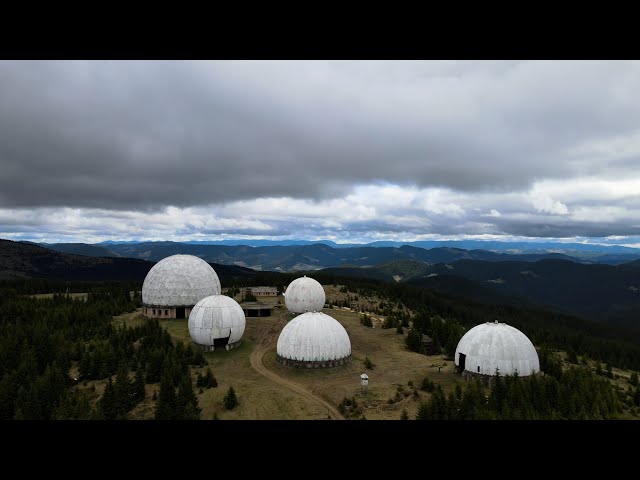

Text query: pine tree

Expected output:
[567,347,579,365]
[400,409,409,420]
[629,372,639,387]
[405,328,423,354]
[606,363,613,379]
[155,368,176,420]
[101,377,117,420]
[175,374,201,420]
[113,363,131,415]
[132,368,145,405]
[396,325,404,335]
[224,386,238,410]
[364,357,374,370]
[205,368,218,388]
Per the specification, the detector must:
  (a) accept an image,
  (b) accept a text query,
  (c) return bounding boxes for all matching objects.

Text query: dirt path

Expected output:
[249,314,344,420]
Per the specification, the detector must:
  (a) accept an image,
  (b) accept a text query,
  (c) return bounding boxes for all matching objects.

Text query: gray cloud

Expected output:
[2,61,640,242]
[1,60,639,209]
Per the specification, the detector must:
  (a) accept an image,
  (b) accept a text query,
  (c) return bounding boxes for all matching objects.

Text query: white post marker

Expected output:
[360,373,369,394]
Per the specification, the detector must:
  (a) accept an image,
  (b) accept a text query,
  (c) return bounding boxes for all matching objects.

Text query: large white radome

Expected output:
[284,276,326,313]
[277,311,351,363]
[142,254,221,307]
[454,321,540,376]
[188,295,246,348]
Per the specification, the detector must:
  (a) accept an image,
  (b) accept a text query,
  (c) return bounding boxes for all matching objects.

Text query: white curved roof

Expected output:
[455,321,540,376]
[277,311,351,362]
[142,254,221,307]
[284,276,326,313]
[188,295,246,346]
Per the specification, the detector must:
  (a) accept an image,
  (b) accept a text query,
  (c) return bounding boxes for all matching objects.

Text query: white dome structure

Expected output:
[454,321,540,377]
[283,276,326,314]
[188,295,246,351]
[276,311,351,368]
[142,254,221,319]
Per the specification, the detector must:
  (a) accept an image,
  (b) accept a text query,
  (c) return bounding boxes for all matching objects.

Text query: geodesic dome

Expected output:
[188,295,246,348]
[142,254,221,307]
[276,311,351,365]
[283,276,326,313]
[454,321,540,376]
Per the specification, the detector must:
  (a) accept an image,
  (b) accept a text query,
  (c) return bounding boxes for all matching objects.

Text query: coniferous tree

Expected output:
[132,368,145,405]
[400,409,409,420]
[101,377,117,420]
[175,375,201,420]
[364,357,374,370]
[629,372,639,387]
[224,386,238,410]
[155,369,176,420]
[205,368,217,388]
[405,328,423,354]
[113,363,131,415]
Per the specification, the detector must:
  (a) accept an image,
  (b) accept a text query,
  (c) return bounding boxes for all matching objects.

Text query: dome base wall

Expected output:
[192,340,241,352]
[276,354,351,368]
[143,305,193,319]
[459,369,536,386]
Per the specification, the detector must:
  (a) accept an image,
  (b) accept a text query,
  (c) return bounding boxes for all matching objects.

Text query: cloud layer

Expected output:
[1,60,640,242]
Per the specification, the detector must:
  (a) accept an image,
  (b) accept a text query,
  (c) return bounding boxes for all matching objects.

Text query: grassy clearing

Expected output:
[111,304,459,419]
[263,307,463,420]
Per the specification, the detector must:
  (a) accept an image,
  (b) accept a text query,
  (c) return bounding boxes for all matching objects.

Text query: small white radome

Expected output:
[188,294,246,348]
[283,276,326,313]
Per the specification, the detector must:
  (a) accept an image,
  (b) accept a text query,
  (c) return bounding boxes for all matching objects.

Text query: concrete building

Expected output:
[141,254,221,319]
[454,320,540,379]
[188,294,246,352]
[276,311,352,368]
[283,276,325,314]
[240,302,274,317]
[244,286,278,296]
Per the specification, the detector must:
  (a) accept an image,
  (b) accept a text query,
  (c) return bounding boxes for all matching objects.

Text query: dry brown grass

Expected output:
[107,293,465,420]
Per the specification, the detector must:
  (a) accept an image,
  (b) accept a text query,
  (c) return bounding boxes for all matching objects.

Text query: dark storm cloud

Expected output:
[2,60,640,243]
[2,60,640,210]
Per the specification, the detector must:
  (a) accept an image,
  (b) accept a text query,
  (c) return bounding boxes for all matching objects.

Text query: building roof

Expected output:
[454,321,540,376]
[188,294,246,346]
[283,276,326,313]
[142,254,220,307]
[276,311,351,362]
[239,302,274,308]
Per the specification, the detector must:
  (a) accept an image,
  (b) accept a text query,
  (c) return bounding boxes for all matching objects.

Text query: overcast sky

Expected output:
[2,60,640,245]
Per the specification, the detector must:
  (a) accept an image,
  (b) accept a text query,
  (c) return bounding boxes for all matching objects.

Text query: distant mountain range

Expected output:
[0,240,255,282]
[94,238,640,255]
[31,240,640,270]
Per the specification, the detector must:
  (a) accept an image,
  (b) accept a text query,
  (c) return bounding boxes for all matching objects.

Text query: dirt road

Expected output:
[249,314,344,420]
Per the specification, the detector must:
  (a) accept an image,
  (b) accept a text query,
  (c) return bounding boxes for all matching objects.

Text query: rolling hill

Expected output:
[41,242,122,258]
[0,240,256,282]
[321,258,640,328]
